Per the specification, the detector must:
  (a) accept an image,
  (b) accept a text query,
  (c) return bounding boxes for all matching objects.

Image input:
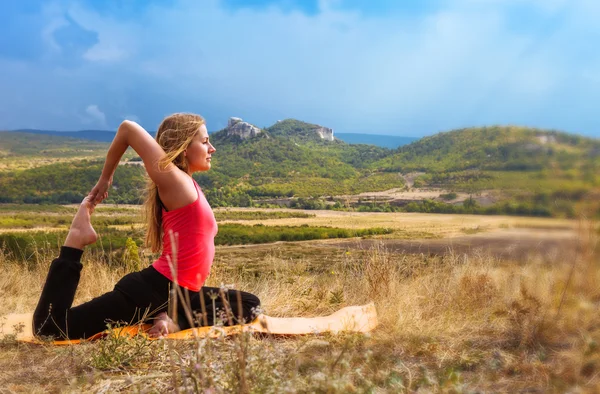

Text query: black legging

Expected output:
[33,246,261,339]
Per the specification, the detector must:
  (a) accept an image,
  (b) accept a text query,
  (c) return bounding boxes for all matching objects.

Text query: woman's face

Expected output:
[185,124,215,173]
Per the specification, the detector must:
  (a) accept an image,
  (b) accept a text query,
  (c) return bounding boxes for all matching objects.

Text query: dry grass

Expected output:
[0,217,598,392]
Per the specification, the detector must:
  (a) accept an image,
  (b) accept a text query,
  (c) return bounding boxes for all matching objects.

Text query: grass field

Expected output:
[0,206,598,392]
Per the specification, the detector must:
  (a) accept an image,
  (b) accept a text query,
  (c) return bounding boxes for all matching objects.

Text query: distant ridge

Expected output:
[9,128,416,149]
[13,129,117,143]
[336,133,418,149]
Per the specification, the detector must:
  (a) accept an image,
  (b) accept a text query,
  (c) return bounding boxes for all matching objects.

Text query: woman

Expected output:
[33,114,261,339]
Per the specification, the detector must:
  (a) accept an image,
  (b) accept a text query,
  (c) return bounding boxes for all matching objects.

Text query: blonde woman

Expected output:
[33,114,261,339]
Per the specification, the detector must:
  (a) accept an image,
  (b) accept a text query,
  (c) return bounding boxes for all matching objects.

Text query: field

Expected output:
[0,206,598,392]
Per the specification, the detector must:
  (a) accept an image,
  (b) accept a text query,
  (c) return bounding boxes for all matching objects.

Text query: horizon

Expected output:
[1,1,599,138]
[9,122,598,140]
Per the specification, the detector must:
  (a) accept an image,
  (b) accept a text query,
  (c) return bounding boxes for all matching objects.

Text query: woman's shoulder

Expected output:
[158,173,198,211]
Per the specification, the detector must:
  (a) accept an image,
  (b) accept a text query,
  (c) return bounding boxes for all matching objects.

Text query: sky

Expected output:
[1,0,599,137]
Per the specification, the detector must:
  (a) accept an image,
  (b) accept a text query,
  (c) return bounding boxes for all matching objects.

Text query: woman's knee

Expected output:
[245,292,261,310]
[230,290,260,309]
[239,291,261,320]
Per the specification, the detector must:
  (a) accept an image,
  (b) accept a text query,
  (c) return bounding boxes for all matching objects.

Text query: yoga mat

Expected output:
[2,303,377,345]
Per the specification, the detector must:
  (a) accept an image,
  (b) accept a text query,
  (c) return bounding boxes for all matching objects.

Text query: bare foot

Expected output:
[148,312,180,338]
[64,196,98,250]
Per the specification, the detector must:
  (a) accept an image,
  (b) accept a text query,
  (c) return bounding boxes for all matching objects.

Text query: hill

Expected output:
[0,160,146,204]
[0,120,403,205]
[8,126,417,149]
[196,118,401,205]
[0,131,109,157]
[0,131,115,172]
[370,126,600,217]
[1,124,599,217]
[377,126,600,173]
[265,119,335,142]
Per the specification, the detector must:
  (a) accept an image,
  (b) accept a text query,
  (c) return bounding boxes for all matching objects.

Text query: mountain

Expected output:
[376,125,600,173]
[1,123,598,217]
[8,124,417,149]
[199,118,400,204]
[372,126,600,217]
[264,119,417,148]
[265,119,334,142]
[0,119,402,205]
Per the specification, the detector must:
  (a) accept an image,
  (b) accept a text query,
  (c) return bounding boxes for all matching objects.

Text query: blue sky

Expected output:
[1,0,599,137]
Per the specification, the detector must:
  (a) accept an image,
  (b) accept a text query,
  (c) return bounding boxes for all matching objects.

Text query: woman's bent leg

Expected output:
[65,288,147,339]
[33,246,84,338]
[34,259,168,339]
[33,197,98,339]
[32,197,156,339]
[32,245,151,339]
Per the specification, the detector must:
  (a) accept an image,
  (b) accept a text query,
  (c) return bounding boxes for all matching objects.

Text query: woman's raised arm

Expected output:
[88,120,185,204]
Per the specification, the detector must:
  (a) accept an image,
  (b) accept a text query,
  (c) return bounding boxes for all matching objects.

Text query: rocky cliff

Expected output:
[225,117,264,140]
[315,126,334,141]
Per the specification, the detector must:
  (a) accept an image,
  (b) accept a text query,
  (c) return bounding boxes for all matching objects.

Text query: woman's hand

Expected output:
[89,176,113,205]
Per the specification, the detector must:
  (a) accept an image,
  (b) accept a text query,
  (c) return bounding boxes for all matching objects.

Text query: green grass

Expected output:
[0,204,78,213]
[0,224,393,267]
[0,214,141,229]
[0,207,312,229]
[216,224,393,245]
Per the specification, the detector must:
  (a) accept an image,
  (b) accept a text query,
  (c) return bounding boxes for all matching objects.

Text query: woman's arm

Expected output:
[88,120,191,205]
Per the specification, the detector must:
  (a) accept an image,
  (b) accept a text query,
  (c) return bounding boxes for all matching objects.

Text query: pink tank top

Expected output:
[152,180,218,291]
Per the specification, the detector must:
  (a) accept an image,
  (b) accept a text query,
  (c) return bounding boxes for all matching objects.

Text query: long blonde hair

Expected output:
[144,113,206,253]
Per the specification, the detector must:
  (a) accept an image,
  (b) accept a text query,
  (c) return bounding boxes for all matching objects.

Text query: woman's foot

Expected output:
[64,196,98,250]
[148,312,180,338]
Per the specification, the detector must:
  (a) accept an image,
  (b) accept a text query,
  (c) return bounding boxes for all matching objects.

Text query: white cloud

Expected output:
[66,3,137,63]
[83,104,108,128]
[108,0,574,132]
[40,5,69,56]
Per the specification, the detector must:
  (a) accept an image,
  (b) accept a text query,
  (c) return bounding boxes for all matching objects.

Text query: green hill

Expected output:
[1,124,598,217]
[265,119,333,142]
[197,119,401,205]
[377,126,600,173]
[370,126,600,217]
[375,126,600,192]
[0,122,402,205]
[0,160,146,204]
[0,131,108,159]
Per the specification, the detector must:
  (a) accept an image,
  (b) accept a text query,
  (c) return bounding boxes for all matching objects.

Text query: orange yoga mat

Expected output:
[2,303,378,345]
